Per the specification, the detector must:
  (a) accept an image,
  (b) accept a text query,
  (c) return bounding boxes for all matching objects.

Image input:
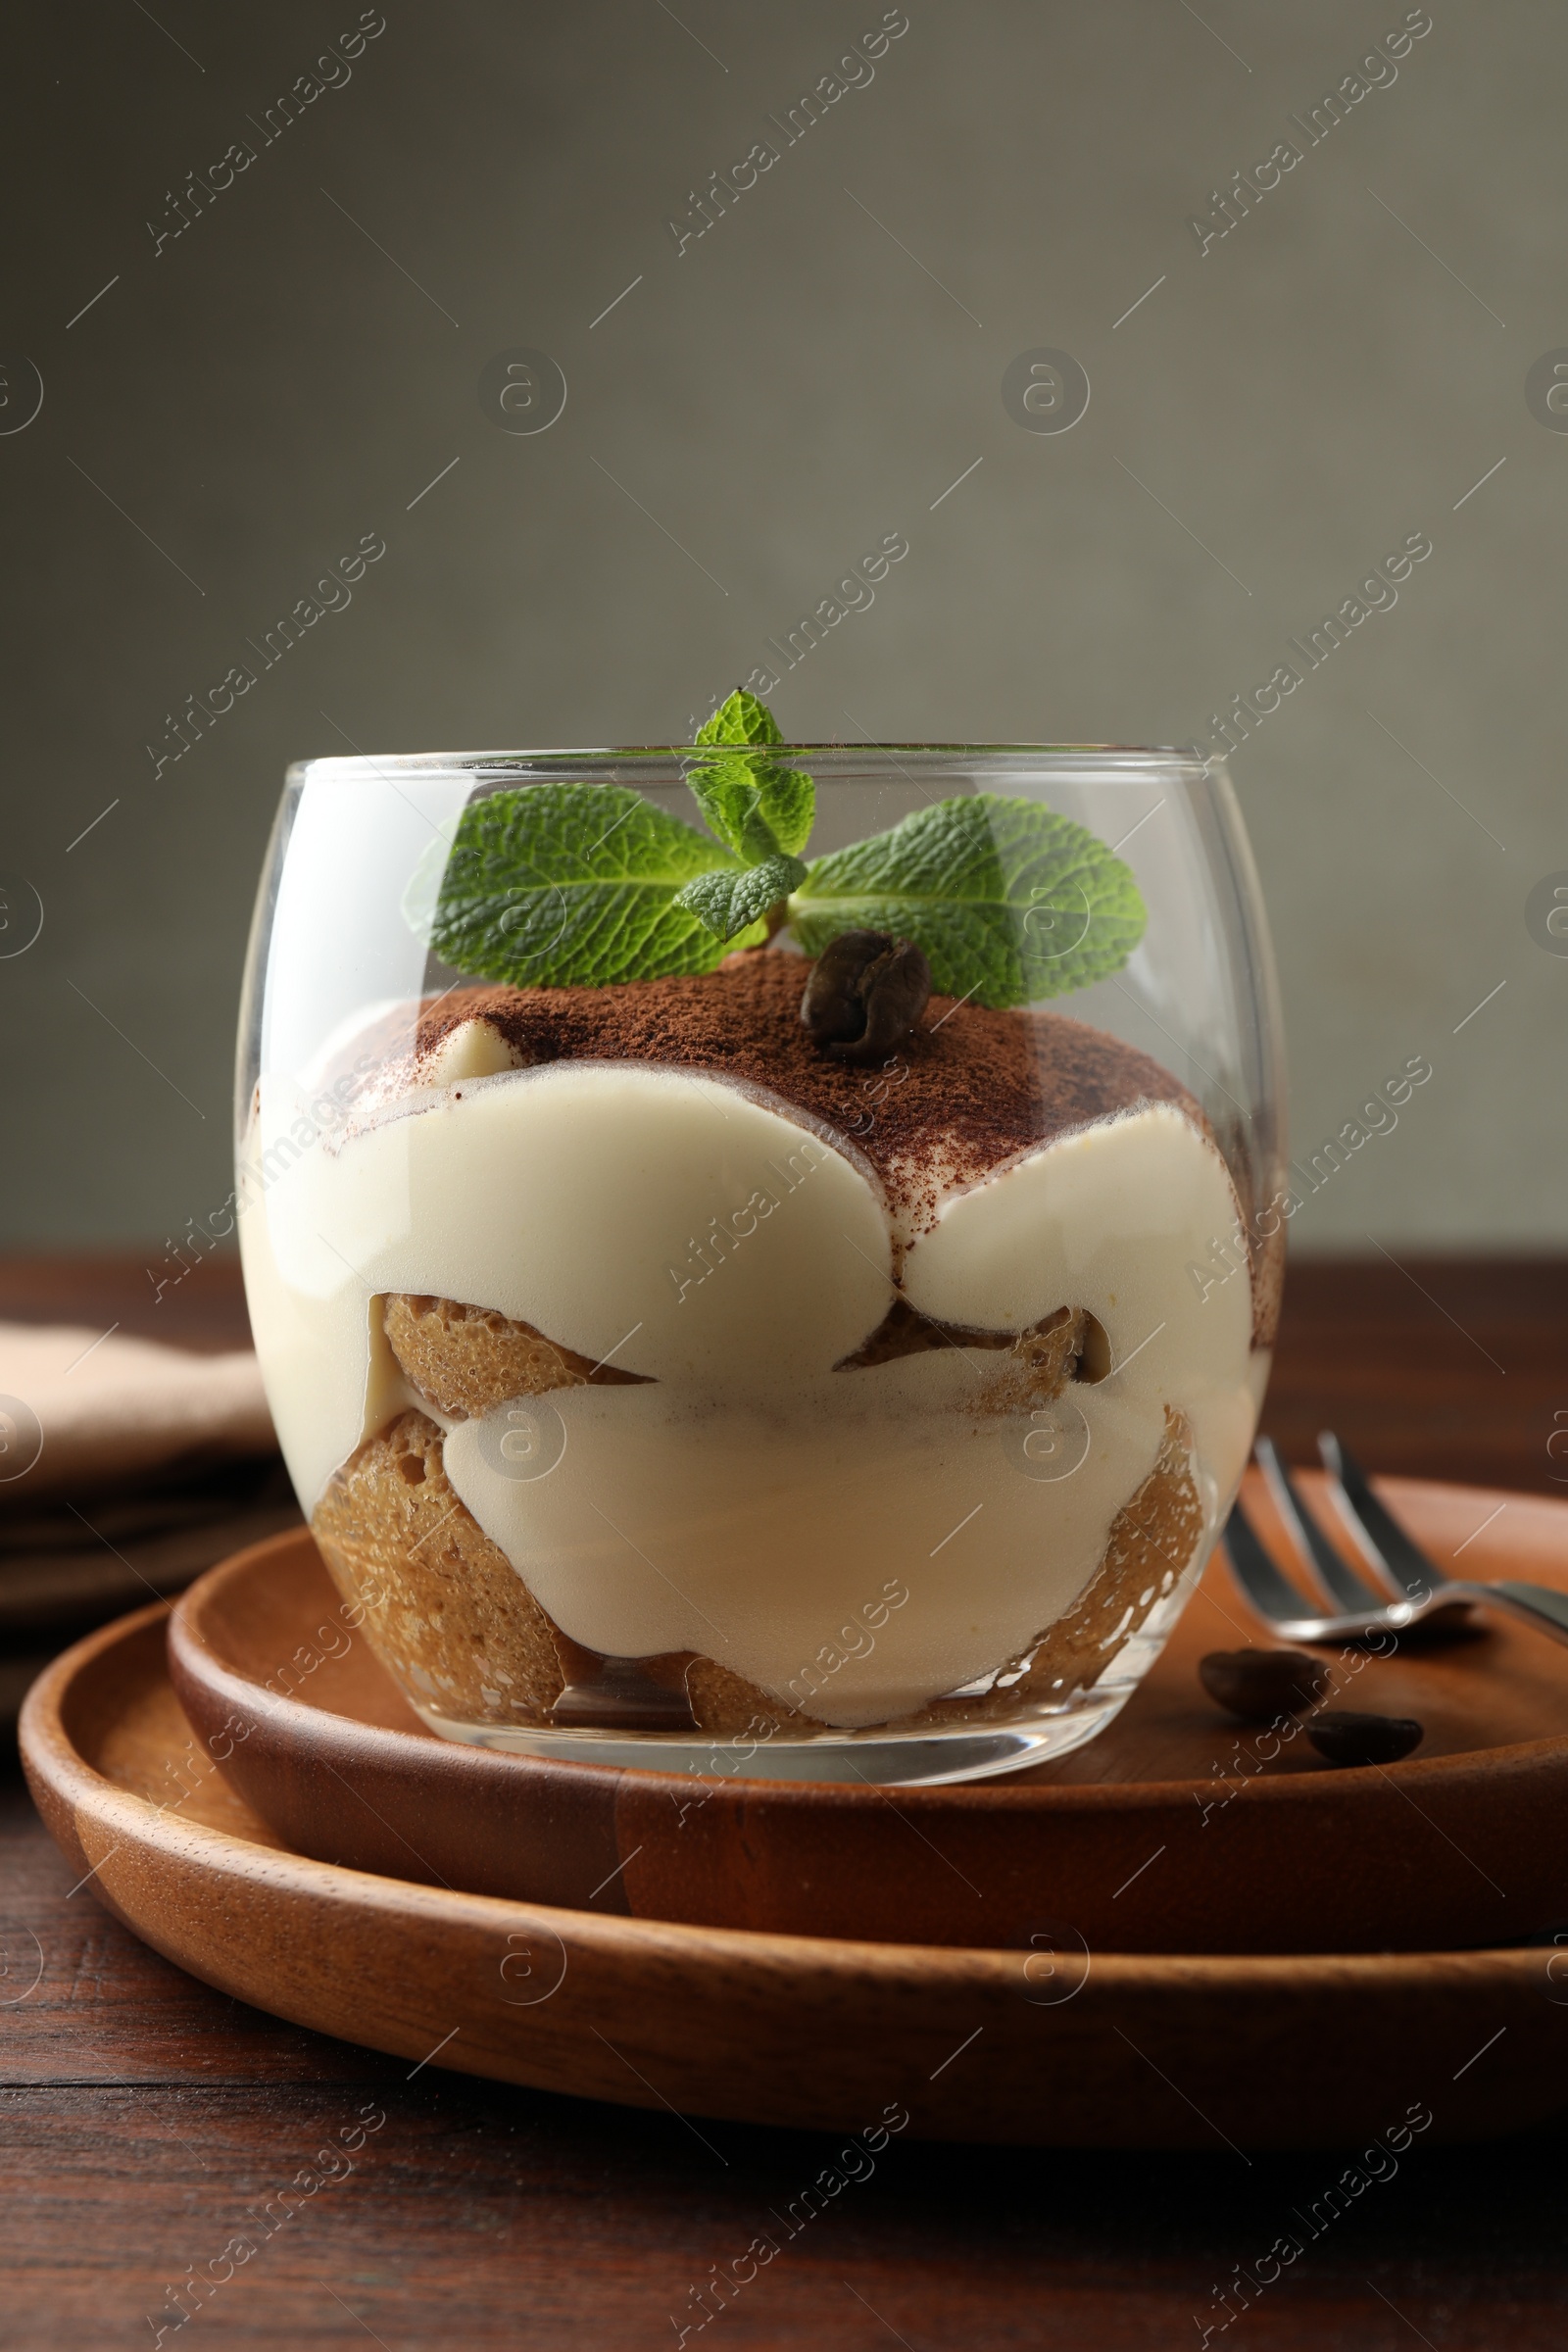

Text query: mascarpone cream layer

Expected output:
[240,1056,1255,1725]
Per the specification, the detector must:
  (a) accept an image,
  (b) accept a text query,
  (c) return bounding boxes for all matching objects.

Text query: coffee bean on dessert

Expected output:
[1199,1646,1331,1722]
[1307,1710,1424,1767]
[800,930,933,1064]
[801,929,886,1045]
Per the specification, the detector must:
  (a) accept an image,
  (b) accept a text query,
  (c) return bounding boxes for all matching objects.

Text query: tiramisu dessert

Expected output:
[240,702,1273,1775]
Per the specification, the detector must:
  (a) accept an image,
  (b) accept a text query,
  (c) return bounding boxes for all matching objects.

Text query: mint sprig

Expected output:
[673,689,812,934]
[419,692,1147,1007]
[683,690,815,863]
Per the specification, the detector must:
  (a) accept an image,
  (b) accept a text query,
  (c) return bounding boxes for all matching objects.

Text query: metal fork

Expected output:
[1222,1432,1568,1648]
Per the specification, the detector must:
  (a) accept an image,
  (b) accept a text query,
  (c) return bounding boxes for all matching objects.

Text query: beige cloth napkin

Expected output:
[0,1321,277,1508]
[0,1325,299,1695]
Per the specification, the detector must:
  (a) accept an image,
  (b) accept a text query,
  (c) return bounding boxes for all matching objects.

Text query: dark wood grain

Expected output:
[4,2055,1564,2352]
[5,1251,1568,2348]
[1260,1255,1568,1494]
[0,1250,254,1353]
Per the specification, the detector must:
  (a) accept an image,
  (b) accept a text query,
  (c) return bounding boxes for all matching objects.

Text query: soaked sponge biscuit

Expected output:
[1013,1403,1202,1701]
[974,1306,1110,1416]
[684,1655,821,1740]
[382,1292,651,1421]
[312,1408,564,1726]
[838,1298,1109,1412]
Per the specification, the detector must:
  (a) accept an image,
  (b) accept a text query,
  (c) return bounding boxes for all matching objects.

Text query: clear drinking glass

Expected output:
[236,746,1285,1787]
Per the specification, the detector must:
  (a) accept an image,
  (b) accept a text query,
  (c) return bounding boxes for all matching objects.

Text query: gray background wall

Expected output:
[4,0,1561,1252]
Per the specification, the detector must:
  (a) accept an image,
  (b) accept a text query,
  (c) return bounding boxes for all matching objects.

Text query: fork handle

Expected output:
[1457,1579,1568,1646]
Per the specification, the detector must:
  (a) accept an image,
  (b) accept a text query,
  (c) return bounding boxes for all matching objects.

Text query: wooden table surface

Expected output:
[3,1250,1567,2350]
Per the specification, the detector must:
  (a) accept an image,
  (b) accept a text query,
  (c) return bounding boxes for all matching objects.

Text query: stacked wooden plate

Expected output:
[22,1471,1568,2148]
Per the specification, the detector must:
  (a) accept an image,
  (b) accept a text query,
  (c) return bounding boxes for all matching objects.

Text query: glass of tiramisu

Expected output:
[236,710,1285,1785]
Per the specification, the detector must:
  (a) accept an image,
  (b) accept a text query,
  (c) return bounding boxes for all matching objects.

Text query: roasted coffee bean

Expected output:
[1199,1646,1330,1722]
[1307,1710,1424,1767]
[801,930,885,1046]
[800,930,932,1064]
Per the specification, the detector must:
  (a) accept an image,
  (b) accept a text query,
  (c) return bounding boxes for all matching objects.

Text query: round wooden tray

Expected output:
[165,1472,1568,1955]
[20,1593,1568,2148]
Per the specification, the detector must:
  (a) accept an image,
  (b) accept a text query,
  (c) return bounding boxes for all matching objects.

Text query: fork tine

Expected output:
[1317,1432,1441,1605]
[1221,1489,1321,1629]
[1254,1437,1389,1614]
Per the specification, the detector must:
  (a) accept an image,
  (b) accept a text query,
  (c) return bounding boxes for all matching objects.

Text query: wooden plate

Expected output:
[21,1595,1568,2148]
[165,1473,1568,1955]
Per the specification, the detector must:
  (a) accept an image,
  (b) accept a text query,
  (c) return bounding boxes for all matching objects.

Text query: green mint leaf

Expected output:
[695,690,784,750]
[788,793,1147,1008]
[684,761,814,862]
[688,690,815,859]
[674,852,808,942]
[425,783,760,987]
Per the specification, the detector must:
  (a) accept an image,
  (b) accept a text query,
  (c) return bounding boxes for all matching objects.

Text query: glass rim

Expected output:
[287,742,1221,783]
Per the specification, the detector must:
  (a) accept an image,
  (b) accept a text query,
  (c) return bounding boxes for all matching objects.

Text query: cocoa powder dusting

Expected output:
[374,951,1206,1239]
